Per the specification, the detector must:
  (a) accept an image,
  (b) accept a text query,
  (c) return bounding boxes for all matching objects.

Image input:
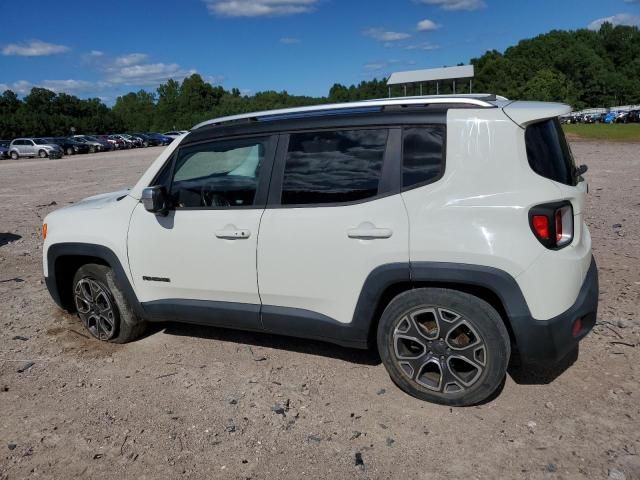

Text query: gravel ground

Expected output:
[0,142,639,480]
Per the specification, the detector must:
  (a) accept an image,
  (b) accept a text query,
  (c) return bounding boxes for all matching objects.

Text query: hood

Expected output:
[60,189,131,212]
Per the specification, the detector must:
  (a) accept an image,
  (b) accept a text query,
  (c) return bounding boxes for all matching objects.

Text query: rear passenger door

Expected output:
[257,127,409,331]
[22,140,35,157]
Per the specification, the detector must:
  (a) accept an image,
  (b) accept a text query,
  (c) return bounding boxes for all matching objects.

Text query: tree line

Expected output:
[1,23,638,138]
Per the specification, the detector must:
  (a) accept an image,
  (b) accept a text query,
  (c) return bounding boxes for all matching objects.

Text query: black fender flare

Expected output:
[45,242,145,318]
[351,262,532,348]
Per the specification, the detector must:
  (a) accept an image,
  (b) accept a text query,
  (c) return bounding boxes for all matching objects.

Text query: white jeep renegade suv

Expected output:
[42,95,598,406]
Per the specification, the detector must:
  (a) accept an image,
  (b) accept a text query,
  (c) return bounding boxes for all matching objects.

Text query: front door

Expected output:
[127,134,276,328]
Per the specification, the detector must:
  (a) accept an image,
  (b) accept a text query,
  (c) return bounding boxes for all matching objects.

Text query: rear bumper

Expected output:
[514,257,598,366]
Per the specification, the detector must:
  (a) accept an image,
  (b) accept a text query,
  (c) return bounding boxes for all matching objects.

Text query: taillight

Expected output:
[532,215,549,240]
[529,202,574,249]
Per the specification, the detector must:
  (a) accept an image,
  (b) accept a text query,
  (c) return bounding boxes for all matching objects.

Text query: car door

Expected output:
[127,134,277,329]
[22,140,34,156]
[257,127,409,337]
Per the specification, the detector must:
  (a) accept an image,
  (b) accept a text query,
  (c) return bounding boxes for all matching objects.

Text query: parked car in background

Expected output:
[603,112,617,124]
[94,135,119,149]
[106,135,128,149]
[110,134,136,149]
[0,140,10,159]
[626,110,640,123]
[9,138,63,159]
[47,137,91,156]
[163,130,189,139]
[145,132,173,145]
[120,134,143,148]
[73,135,108,153]
[614,112,629,124]
[131,133,158,147]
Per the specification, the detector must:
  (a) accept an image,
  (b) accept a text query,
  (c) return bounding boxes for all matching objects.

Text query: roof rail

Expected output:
[192,95,499,130]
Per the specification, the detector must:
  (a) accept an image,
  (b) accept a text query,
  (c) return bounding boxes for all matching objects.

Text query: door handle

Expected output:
[348,222,393,240]
[215,225,251,240]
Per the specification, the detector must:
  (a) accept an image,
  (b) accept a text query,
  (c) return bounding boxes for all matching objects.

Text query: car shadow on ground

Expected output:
[0,232,21,247]
[508,347,578,385]
[144,323,579,387]
[153,322,382,366]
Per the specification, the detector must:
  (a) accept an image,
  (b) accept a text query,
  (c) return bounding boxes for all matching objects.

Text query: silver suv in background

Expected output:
[9,138,63,159]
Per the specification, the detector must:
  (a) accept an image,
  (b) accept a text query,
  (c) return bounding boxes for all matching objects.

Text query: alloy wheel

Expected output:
[392,306,487,394]
[74,277,117,340]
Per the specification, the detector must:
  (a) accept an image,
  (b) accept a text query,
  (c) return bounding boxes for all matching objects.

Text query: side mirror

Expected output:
[141,186,169,215]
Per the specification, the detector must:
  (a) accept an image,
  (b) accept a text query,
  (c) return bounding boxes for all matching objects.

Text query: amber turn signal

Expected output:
[42,223,47,240]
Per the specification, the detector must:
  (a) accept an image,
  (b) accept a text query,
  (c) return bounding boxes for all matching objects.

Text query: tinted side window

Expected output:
[170,137,267,208]
[403,126,445,189]
[281,129,388,205]
[525,119,576,186]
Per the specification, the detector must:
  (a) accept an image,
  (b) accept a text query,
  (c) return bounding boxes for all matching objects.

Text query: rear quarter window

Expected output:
[525,119,576,186]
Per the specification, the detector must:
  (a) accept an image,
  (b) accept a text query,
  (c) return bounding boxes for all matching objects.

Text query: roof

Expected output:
[192,94,499,130]
[387,65,475,85]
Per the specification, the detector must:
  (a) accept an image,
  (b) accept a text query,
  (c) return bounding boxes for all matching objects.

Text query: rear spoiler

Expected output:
[502,101,572,128]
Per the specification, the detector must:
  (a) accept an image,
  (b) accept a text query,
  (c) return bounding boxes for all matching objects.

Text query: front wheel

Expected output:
[66,147,74,156]
[72,264,146,343]
[377,288,511,406]
[38,149,48,158]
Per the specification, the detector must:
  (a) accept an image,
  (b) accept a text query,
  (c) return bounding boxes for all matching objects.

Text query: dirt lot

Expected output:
[1,143,639,480]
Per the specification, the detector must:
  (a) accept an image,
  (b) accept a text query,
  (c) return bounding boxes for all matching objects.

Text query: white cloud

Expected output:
[113,53,148,67]
[89,50,104,57]
[0,79,97,95]
[588,13,640,30]
[405,42,440,50]
[106,63,197,86]
[2,40,69,57]
[417,19,440,31]
[280,37,301,44]
[364,28,411,42]
[364,62,389,71]
[203,0,317,17]
[101,52,197,86]
[416,0,486,11]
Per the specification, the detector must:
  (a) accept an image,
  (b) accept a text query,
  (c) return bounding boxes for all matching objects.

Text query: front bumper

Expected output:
[515,257,599,366]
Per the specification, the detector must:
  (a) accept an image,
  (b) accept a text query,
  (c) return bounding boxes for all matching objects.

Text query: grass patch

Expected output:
[563,123,640,142]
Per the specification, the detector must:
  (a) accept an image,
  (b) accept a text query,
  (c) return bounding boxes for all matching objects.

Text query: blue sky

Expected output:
[1,0,639,104]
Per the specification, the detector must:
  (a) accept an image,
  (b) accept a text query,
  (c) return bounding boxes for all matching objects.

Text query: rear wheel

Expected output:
[72,264,146,343]
[10,151,18,160]
[377,288,510,406]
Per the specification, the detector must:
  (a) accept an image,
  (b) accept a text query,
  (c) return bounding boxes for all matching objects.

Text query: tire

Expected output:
[72,264,146,343]
[10,151,19,160]
[377,288,511,406]
[90,146,96,153]
[38,149,48,158]
[66,147,74,156]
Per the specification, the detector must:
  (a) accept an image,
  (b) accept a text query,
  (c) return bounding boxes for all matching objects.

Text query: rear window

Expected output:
[402,126,445,189]
[525,119,576,186]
